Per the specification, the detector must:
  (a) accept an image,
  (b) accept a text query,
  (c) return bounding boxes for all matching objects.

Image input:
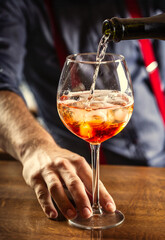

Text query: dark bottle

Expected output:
[102,13,165,42]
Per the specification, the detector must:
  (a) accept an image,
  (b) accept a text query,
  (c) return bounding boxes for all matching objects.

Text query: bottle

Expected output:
[102,13,165,42]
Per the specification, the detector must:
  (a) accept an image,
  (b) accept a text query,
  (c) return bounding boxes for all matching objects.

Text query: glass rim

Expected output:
[66,52,125,64]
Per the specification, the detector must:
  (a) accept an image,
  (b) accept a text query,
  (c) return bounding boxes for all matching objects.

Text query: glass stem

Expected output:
[90,144,103,215]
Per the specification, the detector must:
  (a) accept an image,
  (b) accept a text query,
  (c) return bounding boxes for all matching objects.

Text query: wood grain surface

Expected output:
[0,160,165,240]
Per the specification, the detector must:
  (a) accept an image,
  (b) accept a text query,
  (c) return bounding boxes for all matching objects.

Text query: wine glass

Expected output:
[57,53,134,229]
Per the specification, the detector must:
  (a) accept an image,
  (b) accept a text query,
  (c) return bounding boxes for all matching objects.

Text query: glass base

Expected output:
[68,210,125,230]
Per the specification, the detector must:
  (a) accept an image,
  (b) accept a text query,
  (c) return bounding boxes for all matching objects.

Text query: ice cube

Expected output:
[72,108,85,122]
[114,108,128,122]
[79,123,93,138]
[107,109,115,123]
[85,110,107,124]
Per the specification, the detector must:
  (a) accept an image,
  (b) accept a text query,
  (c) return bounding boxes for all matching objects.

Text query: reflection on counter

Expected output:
[91,230,102,240]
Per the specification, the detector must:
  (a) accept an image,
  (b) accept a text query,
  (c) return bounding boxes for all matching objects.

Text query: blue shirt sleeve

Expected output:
[0,1,27,98]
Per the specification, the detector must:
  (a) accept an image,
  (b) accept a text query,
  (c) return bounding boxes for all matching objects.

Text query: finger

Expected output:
[34,180,58,219]
[76,159,116,212]
[42,171,77,220]
[99,181,116,212]
[75,157,93,192]
[57,163,92,219]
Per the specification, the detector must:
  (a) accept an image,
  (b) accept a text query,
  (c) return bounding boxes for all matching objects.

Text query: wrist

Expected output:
[18,134,58,164]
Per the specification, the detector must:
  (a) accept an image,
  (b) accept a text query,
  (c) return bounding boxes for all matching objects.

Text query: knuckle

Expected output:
[37,189,48,202]
[73,156,86,169]
[30,172,42,188]
[68,177,80,189]
[41,163,54,174]
[23,169,41,188]
[48,181,62,194]
[77,156,86,165]
[55,158,69,170]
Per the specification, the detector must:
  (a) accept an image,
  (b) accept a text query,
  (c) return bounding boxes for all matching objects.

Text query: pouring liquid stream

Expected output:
[88,34,109,102]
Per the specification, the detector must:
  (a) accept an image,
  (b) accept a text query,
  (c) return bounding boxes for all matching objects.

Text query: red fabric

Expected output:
[125,0,165,126]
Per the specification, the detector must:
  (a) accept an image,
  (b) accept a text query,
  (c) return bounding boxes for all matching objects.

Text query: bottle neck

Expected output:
[103,13,165,42]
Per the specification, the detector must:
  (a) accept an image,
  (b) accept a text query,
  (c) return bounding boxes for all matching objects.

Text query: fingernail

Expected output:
[49,211,58,219]
[67,209,77,219]
[106,202,116,212]
[82,207,92,218]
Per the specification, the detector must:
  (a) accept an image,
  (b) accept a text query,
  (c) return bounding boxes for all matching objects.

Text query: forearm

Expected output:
[0,90,56,162]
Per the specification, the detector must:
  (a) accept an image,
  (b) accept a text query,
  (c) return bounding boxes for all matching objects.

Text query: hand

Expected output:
[22,143,116,220]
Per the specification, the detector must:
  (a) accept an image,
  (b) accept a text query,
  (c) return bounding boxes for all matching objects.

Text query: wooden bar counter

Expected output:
[0,157,165,240]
